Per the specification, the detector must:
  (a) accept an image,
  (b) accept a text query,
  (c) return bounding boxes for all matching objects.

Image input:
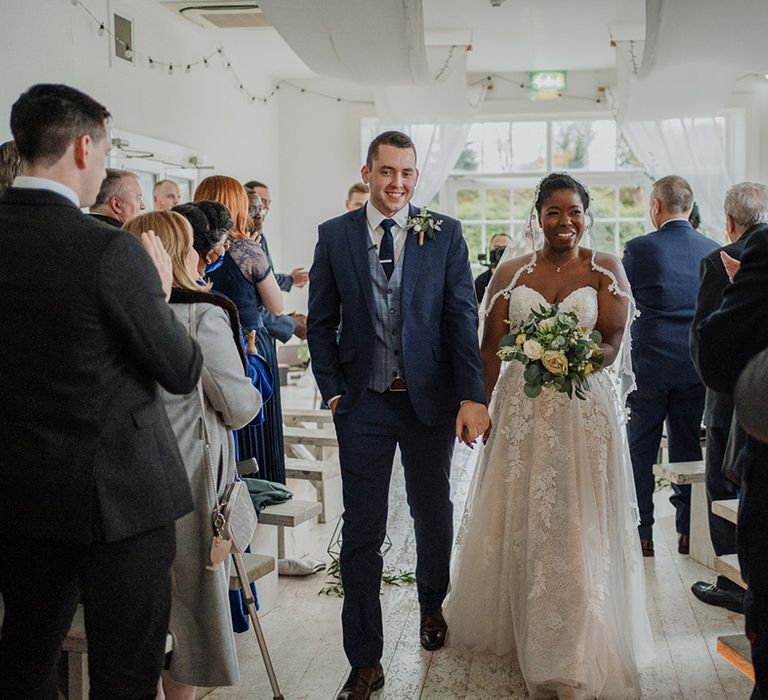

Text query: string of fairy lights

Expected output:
[70,0,604,108]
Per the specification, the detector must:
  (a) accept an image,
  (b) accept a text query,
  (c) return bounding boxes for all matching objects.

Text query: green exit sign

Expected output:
[529,71,567,100]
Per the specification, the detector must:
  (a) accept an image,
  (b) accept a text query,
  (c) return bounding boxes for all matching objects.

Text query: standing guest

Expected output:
[345,181,370,211]
[195,176,288,482]
[690,182,768,613]
[623,175,719,557]
[123,211,262,699]
[474,232,512,303]
[89,167,145,226]
[0,83,202,698]
[244,179,308,342]
[308,130,489,699]
[154,179,181,211]
[0,140,21,194]
[697,222,768,700]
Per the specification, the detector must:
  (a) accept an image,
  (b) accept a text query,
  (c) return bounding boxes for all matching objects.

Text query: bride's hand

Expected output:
[456,401,490,447]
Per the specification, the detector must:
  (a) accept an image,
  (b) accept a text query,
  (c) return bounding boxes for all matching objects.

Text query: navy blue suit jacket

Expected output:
[623,219,719,385]
[307,203,485,426]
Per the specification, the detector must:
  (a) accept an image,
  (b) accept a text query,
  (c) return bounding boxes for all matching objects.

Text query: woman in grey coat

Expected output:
[124,211,263,699]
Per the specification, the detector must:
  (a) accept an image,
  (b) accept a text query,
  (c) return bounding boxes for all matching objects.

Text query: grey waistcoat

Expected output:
[367,244,405,392]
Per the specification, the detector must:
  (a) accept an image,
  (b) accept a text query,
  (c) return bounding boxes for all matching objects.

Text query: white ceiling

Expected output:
[162,0,647,81]
[422,0,646,73]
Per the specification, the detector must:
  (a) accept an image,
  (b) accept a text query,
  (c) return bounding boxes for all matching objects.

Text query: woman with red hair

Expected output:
[194,175,287,483]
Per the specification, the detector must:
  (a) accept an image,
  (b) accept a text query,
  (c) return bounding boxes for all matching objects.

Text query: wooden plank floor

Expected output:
[209,381,754,699]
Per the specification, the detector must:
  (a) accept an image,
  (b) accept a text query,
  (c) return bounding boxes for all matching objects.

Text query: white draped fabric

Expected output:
[257,0,430,85]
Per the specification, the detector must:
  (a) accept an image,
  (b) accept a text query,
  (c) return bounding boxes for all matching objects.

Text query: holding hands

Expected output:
[456,401,491,448]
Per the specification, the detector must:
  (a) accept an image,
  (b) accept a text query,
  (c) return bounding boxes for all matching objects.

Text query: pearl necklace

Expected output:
[538,249,579,273]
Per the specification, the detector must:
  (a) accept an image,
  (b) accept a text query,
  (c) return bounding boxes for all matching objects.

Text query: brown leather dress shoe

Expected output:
[336,663,384,700]
[420,607,448,651]
[640,538,654,557]
[678,534,690,555]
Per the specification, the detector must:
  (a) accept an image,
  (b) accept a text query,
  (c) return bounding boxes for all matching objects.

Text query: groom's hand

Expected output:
[455,401,490,447]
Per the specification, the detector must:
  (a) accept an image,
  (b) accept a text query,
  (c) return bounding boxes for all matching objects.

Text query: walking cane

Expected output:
[232,552,284,699]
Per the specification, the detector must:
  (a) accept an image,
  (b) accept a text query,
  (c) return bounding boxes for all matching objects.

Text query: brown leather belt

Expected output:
[388,377,407,392]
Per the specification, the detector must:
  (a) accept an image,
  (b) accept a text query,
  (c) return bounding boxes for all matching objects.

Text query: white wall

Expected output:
[0,0,284,255]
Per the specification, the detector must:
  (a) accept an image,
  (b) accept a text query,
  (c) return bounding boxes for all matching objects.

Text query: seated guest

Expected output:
[89,167,145,226]
[124,211,263,699]
[345,181,369,211]
[195,176,288,483]
[696,218,768,700]
[690,182,768,613]
[0,140,21,194]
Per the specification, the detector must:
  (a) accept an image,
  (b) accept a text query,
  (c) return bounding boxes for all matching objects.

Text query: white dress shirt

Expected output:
[12,176,80,207]
[365,202,410,262]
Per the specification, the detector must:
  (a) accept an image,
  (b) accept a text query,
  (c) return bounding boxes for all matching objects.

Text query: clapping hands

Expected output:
[720,251,740,283]
[140,230,173,301]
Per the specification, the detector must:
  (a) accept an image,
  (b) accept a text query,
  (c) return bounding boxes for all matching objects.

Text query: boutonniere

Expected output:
[406,207,443,246]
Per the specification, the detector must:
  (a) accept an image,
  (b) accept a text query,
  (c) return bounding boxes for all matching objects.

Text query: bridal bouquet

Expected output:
[497,303,603,400]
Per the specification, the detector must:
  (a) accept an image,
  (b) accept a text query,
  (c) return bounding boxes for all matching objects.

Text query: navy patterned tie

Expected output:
[379,218,396,279]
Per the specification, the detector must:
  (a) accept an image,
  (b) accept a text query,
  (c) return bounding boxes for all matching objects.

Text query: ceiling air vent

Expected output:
[160,2,270,29]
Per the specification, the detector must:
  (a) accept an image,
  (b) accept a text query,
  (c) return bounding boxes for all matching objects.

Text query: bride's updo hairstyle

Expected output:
[534,173,590,216]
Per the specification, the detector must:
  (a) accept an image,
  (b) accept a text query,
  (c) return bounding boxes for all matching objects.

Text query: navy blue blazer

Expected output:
[307,203,485,426]
[623,219,719,385]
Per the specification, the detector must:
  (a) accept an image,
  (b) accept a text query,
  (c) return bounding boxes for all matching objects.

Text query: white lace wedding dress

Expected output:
[445,269,653,699]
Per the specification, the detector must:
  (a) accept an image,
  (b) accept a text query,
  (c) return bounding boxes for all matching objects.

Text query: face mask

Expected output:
[204,256,224,274]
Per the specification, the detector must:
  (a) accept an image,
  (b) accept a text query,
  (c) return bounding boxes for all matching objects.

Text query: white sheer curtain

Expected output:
[620,117,735,239]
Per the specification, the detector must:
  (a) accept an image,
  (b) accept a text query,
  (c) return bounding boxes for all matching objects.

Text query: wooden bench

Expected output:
[714,553,746,590]
[712,498,739,525]
[718,634,754,681]
[283,425,338,460]
[285,457,340,524]
[259,499,323,558]
[653,460,712,566]
[283,407,334,427]
[228,552,275,590]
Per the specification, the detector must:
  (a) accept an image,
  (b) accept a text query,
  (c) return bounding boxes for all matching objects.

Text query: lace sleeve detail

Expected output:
[229,239,271,283]
[481,251,537,319]
[590,250,635,307]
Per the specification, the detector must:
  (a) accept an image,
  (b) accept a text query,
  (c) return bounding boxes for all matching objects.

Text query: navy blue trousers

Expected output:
[334,389,455,668]
[627,381,705,540]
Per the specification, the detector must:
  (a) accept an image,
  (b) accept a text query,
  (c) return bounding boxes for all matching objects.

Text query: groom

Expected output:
[308,130,489,700]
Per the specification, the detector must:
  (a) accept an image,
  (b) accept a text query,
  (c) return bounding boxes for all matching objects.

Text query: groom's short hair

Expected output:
[366,131,416,169]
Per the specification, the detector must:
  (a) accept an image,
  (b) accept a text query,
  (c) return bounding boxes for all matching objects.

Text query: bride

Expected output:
[446,173,653,699]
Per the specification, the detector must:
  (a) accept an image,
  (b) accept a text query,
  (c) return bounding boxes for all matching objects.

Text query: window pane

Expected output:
[463,223,483,263]
[425,192,440,211]
[617,130,643,170]
[552,121,594,170]
[487,223,512,239]
[590,221,616,254]
[591,186,616,218]
[619,221,646,250]
[456,189,482,219]
[511,122,547,171]
[481,122,512,172]
[454,123,481,172]
[586,120,617,170]
[487,189,511,219]
[513,188,535,219]
[619,186,644,218]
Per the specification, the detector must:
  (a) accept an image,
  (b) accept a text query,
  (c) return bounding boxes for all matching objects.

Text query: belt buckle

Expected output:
[388,377,407,392]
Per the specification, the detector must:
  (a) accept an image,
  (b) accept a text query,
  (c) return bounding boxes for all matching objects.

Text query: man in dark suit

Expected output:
[88,167,145,227]
[0,84,202,699]
[622,175,719,557]
[308,131,489,700]
[697,222,768,699]
[690,182,768,612]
